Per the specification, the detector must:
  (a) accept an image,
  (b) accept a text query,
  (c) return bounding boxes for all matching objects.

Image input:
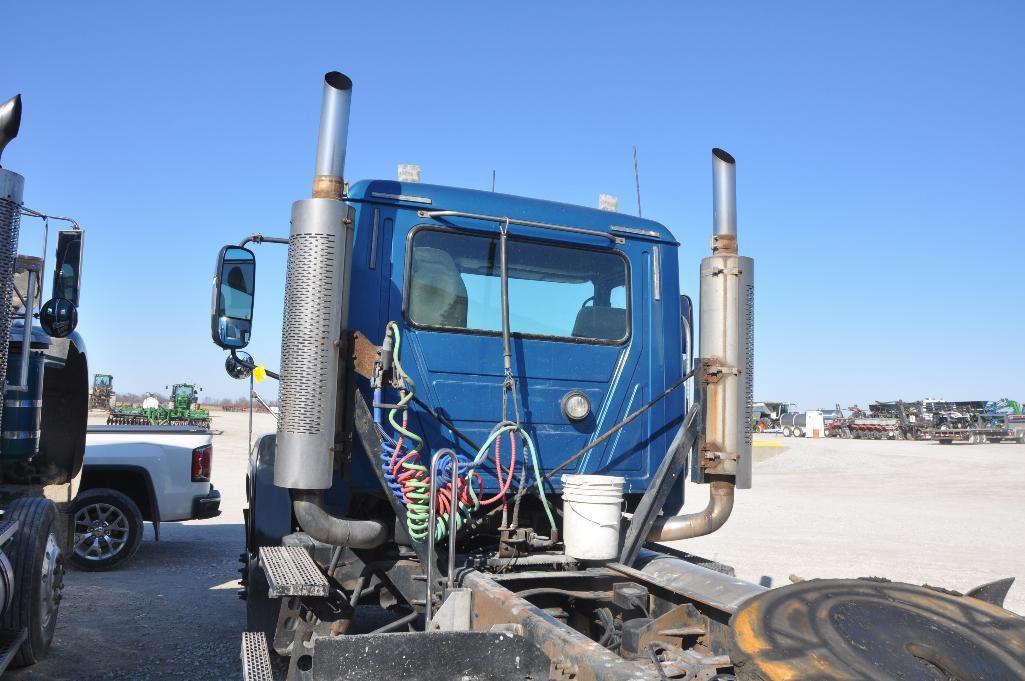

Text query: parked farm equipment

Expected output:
[106,382,210,428]
[89,373,114,409]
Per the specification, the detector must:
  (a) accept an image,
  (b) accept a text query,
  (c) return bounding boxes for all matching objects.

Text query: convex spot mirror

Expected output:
[225,351,254,380]
[211,245,255,350]
[39,297,78,338]
[52,230,84,306]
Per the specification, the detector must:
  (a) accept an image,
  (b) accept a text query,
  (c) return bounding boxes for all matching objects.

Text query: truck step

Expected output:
[240,631,274,681]
[258,546,330,597]
[0,628,28,675]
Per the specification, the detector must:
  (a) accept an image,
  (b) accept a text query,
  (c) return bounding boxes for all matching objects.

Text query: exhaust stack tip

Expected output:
[712,147,735,165]
[0,94,23,166]
[712,147,737,244]
[312,71,354,200]
[324,71,353,92]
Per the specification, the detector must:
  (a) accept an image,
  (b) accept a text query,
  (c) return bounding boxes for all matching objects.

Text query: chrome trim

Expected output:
[652,246,661,301]
[3,430,40,439]
[370,192,432,205]
[4,399,41,407]
[418,209,624,244]
[610,225,661,238]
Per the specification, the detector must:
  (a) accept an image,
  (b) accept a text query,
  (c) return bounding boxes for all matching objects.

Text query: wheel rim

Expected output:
[74,503,131,561]
[40,533,64,630]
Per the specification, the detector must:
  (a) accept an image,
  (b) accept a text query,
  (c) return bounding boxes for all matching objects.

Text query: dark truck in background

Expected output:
[0,94,89,671]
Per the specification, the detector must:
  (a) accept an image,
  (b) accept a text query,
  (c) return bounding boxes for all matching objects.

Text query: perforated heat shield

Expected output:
[274,198,354,489]
[0,170,25,428]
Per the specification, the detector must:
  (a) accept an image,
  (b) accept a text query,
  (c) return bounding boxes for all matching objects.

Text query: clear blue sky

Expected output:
[3,1,1022,408]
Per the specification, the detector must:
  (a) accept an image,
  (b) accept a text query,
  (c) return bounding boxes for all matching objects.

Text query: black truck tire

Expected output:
[68,489,144,571]
[1,496,65,667]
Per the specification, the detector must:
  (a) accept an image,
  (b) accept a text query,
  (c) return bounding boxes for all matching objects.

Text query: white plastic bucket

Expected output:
[561,474,626,560]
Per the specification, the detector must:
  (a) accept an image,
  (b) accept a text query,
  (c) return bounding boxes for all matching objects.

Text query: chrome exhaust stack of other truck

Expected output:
[275,72,385,548]
[0,95,25,427]
[649,148,753,542]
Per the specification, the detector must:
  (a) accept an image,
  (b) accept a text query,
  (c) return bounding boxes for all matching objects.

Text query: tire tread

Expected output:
[1,496,58,667]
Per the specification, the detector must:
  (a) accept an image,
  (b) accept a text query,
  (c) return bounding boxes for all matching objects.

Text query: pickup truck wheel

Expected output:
[1,497,65,667]
[69,489,143,571]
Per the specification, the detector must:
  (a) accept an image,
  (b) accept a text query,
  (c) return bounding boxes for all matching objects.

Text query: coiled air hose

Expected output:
[375,322,555,541]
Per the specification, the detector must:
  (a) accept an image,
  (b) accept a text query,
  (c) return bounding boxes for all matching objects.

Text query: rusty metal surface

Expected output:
[351,331,379,380]
[729,578,1025,680]
[711,234,738,254]
[462,569,663,681]
[611,556,765,616]
[312,175,344,200]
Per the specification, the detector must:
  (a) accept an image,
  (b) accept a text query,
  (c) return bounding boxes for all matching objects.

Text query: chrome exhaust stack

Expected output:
[275,72,385,547]
[0,95,25,427]
[701,148,754,488]
[650,148,754,542]
[275,72,355,491]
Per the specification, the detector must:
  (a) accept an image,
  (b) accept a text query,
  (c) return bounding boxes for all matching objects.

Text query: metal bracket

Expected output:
[430,588,473,631]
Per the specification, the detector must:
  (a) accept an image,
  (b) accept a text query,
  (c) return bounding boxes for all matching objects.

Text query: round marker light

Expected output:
[561,391,591,422]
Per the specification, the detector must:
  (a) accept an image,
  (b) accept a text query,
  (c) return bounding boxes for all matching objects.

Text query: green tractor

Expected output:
[107,382,210,428]
[166,382,210,427]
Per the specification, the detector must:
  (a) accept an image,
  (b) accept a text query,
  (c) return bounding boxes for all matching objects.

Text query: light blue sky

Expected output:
[3,1,1022,408]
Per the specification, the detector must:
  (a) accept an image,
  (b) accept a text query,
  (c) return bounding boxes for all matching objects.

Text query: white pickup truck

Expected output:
[69,425,221,570]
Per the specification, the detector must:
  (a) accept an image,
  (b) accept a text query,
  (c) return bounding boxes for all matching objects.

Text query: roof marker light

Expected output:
[398,164,421,183]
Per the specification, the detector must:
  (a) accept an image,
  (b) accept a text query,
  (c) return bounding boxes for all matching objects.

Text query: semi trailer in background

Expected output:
[208,72,1025,680]
[0,94,89,671]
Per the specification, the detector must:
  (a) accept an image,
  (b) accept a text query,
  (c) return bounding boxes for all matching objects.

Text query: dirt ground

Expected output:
[9,413,1024,679]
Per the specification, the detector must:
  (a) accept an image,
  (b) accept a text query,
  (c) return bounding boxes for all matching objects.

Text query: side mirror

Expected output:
[225,351,254,379]
[52,230,85,306]
[39,297,78,338]
[211,245,255,349]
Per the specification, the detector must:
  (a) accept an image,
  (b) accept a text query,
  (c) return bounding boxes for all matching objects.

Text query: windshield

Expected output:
[406,229,629,343]
[174,385,194,399]
[95,376,111,387]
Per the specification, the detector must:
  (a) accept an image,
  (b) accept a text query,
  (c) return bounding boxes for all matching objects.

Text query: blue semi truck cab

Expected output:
[214,73,1025,681]
[342,180,688,510]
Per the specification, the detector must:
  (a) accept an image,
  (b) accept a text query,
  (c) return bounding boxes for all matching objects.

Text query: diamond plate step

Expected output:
[240,631,274,681]
[258,546,330,597]
[0,628,28,675]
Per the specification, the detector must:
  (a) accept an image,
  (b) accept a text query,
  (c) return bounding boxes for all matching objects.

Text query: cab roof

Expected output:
[347,179,678,245]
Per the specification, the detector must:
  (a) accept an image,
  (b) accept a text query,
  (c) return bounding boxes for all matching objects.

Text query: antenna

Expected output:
[633,145,643,217]
[491,169,496,192]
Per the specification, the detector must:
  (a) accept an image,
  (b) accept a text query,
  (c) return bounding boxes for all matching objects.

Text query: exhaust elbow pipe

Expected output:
[292,491,388,549]
[647,479,734,542]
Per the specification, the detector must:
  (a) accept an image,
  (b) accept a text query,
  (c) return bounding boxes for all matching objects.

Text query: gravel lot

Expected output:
[10,413,1024,679]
